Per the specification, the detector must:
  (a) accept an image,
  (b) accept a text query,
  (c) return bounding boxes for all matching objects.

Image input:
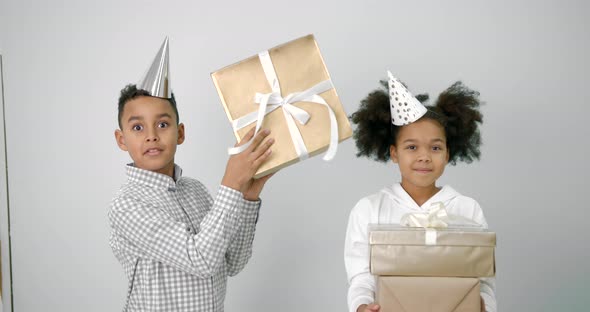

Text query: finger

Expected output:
[253,172,275,185]
[369,304,380,311]
[236,127,256,147]
[248,129,270,151]
[261,172,276,181]
[252,147,272,169]
[252,137,274,159]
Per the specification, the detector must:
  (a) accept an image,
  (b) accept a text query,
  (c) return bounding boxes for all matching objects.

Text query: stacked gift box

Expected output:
[369,223,496,311]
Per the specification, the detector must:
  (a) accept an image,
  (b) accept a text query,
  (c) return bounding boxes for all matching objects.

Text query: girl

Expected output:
[344,72,497,312]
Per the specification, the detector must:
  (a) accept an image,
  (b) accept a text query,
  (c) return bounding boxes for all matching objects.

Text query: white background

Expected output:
[0,54,11,312]
[0,0,589,311]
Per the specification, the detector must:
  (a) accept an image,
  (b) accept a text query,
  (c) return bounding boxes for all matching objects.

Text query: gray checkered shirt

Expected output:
[109,164,260,312]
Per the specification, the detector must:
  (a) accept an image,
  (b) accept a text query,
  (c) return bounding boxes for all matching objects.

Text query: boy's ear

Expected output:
[115,129,128,151]
[389,145,399,163]
[177,123,185,145]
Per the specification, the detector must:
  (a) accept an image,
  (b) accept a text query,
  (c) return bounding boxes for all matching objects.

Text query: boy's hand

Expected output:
[357,304,380,312]
[480,296,485,312]
[242,172,275,201]
[221,128,275,200]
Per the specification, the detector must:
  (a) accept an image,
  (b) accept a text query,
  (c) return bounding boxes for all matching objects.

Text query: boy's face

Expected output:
[389,118,449,190]
[115,96,184,177]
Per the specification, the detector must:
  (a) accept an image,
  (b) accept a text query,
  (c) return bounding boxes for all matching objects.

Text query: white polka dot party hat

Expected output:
[387,71,427,126]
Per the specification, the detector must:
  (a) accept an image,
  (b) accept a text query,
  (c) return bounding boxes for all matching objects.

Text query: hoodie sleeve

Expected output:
[470,200,498,312]
[344,198,376,312]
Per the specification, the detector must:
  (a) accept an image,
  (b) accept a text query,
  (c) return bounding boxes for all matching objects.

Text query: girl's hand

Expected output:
[357,303,380,312]
[480,296,486,312]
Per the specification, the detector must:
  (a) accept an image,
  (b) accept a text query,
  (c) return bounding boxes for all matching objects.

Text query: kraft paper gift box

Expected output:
[369,224,496,277]
[211,34,352,178]
[376,276,481,312]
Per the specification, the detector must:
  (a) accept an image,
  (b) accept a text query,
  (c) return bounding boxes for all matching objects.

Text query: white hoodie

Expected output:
[344,183,497,312]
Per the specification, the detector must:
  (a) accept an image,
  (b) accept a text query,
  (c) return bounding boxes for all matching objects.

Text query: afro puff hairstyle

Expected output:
[351,79,483,165]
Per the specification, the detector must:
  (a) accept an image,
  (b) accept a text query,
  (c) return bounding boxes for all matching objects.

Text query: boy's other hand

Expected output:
[222,128,275,200]
[357,304,380,312]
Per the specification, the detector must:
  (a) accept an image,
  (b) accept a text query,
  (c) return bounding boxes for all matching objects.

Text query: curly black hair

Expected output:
[351,79,482,165]
[117,84,179,128]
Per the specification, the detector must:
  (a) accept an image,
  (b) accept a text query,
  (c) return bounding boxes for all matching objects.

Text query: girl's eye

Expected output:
[406,145,416,150]
[432,146,442,151]
[158,122,169,128]
[132,125,143,131]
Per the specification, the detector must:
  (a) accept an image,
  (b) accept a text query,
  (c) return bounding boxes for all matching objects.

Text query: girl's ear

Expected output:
[389,145,399,163]
[115,129,128,151]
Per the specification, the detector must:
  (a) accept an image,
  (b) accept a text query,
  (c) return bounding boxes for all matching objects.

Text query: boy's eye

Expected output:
[132,125,143,131]
[432,146,442,151]
[158,122,169,128]
[406,145,416,150]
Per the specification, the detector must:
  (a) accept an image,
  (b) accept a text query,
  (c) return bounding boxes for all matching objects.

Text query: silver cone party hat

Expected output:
[137,37,171,98]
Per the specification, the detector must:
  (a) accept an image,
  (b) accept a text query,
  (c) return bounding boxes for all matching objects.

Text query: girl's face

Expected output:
[389,118,449,190]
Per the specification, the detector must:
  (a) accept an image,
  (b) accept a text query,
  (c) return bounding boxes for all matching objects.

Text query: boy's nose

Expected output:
[145,130,159,142]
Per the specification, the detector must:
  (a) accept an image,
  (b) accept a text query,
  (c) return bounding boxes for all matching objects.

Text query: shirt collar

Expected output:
[125,163,183,190]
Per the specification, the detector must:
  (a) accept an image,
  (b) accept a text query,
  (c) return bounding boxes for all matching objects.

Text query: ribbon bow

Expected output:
[400,202,449,246]
[401,202,481,228]
[401,202,482,245]
[401,202,450,228]
[228,50,339,162]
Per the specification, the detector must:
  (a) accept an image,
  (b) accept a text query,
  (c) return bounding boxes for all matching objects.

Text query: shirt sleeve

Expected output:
[224,197,261,276]
[470,200,498,312]
[344,198,376,312]
[109,185,243,278]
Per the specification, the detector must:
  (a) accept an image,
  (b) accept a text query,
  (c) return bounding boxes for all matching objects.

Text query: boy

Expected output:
[109,37,274,312]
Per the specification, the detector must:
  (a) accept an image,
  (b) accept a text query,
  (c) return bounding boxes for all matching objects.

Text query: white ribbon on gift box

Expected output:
[227,50,339,162]
[401,202,481,245]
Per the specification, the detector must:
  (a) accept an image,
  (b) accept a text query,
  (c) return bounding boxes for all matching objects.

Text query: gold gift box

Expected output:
[370,225,496,277]
[211,34,352,178]
[376,276,481,312]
